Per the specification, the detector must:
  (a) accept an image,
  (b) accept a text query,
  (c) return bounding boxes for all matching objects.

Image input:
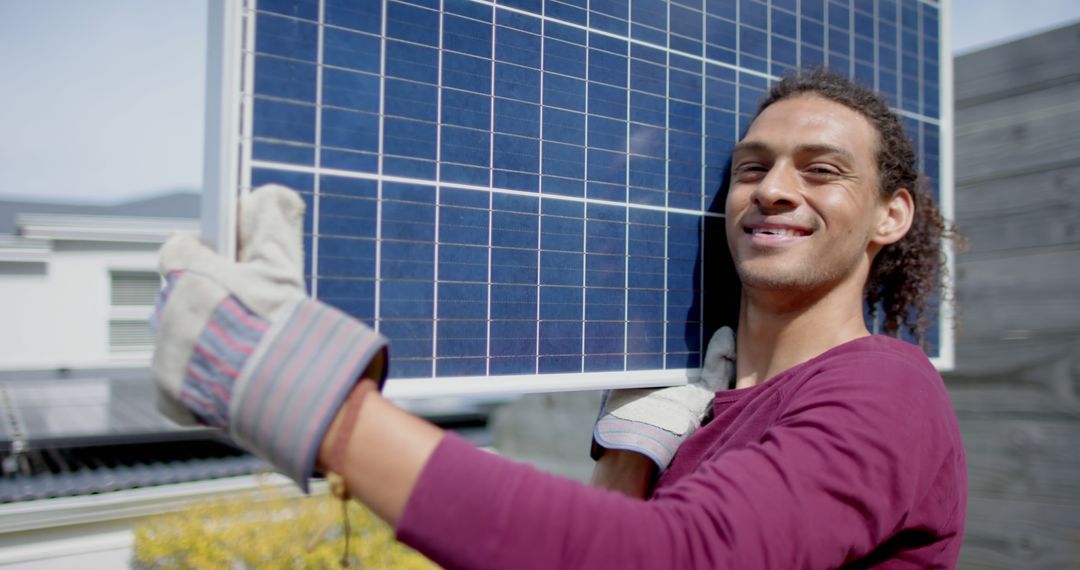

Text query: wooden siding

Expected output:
[950,22,1080,570]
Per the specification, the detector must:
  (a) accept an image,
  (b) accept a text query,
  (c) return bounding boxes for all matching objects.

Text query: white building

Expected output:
[0,194,198,372]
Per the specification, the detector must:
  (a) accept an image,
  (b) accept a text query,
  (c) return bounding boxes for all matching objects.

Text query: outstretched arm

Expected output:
[315,382,442,526]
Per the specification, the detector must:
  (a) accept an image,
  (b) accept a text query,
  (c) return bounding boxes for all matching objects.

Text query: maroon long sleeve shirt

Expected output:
[397,335,967,569]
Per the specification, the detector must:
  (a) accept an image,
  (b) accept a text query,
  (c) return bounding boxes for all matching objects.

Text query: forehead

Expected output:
[740,95,878,163]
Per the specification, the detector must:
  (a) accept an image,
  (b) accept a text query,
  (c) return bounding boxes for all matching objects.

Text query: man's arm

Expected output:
[315,382,660,521]
[310,347,959,570]
[590,450,657,498]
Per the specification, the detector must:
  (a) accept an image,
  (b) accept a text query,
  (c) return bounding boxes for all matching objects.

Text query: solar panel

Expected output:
[0,378,200,450]
[203,0,950,398]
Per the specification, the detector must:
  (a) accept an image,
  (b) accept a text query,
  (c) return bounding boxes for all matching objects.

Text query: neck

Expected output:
[734,277,871,389]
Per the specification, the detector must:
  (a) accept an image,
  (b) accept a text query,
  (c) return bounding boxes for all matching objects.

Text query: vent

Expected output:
[109,271,159,353]
[109,320,154,351]
[110,272,161,306]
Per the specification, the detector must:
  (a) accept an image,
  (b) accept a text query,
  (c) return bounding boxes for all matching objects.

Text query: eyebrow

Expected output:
[732,141,857,164]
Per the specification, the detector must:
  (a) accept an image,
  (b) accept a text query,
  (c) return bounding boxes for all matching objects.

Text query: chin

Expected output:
[734,258,839,293]
[738,272,810,291]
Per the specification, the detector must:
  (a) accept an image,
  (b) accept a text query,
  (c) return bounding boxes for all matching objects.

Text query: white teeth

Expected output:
[751,228,800,237]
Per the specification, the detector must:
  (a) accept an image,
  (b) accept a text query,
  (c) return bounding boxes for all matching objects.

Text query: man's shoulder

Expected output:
[818,334,934,371]
[792,335,943,395]
[782,335,960,442]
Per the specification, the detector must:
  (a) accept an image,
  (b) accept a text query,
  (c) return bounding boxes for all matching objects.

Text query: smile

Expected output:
[742,223,813,247]
[748,227,810,237]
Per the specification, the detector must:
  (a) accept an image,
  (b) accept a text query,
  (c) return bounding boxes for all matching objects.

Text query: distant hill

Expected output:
[0,191,200,235]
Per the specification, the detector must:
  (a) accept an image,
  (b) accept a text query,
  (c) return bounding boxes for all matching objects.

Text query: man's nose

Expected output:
[752,162,801,211]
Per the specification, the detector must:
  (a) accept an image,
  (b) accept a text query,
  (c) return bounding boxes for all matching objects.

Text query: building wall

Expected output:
[0,242,159,370]
[947,23,1080,569]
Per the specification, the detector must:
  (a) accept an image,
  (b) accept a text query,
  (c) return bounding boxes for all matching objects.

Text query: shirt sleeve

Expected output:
[395,348,962,570]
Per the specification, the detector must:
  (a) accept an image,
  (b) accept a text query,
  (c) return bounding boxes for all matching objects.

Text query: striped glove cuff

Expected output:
[230,298,388,492]
[153,273,388,492]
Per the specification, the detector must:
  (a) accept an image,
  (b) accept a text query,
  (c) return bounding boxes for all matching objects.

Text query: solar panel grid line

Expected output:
[916,0,925,117]
[821,0,827,70]
[309,0,325,298]
[765,0,773,77]
[431,0,445,377]
[698,3,707,361]
[247,160,725,219]
[661,0,671,370]
[873,0,880,93]
[579,10,590,375]
[238,3,257,260]
[373,1,388,334]
[622,3,633,371]
[491,1,502,377]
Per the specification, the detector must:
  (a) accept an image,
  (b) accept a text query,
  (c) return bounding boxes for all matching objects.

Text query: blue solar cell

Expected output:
[319,195,378,236]
[444,14,493,58]
[539,322,583,354]
[496,26,542,68]
[496,62,541,102]
[830,1,851,28]
[256,12,317,61]
[231,0,944,385]
[253,98,315,144]
[323,28,380,74]
[492,284,537,319]
[540,2,581,25]
[542,141,585,179]
[803,0,825,21]
[325,0,381,33]
[438,243,487,281]
[537,251,580,286]
[494,99,541,138]
[705,16,736,50]
[322,69,379,113]
[630,0,665,28]
[740,0,768,30]
[387,2,440,46]
[490,320,536,352]
[854,9,875,39]
[497,6,540,32]
[438,320,487,356]
[254,56,316,102]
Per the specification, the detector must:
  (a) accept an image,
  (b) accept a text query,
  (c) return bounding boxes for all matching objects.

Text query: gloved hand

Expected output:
[150,184,388,491]
[591,326,735,472]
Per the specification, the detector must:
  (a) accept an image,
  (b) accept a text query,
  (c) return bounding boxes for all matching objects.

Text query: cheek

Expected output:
[808,188,862,227]
[723,188,744,240]
[724,184,748,217]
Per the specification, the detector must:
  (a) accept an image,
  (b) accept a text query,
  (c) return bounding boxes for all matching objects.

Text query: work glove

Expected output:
[591,327,735,472]
[150,184,388,492]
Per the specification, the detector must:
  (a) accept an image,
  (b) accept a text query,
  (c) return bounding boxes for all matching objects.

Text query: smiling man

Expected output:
[151,69,966,569]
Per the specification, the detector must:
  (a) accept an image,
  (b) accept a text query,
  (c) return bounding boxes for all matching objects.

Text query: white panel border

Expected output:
[933,0,955,371]
[202,0,246,261]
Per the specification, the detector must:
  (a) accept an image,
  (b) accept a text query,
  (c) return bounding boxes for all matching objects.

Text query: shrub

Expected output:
[132,479,437,569]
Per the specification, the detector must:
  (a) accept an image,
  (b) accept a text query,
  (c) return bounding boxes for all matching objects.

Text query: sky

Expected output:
[1,0,1078,205]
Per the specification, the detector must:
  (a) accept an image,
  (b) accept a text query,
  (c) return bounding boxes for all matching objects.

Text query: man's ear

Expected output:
[873,188,914,246]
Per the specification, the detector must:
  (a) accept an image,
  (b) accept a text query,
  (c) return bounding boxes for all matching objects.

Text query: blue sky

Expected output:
[1,0,1078,204]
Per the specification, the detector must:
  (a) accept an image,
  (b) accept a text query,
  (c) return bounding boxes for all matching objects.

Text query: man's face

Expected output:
[725,94,885,294]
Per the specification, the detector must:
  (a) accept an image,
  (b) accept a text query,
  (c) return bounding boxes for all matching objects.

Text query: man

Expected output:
[151,69,965,568]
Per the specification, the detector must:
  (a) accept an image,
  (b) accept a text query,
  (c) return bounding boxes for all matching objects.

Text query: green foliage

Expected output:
[132,480,438,569]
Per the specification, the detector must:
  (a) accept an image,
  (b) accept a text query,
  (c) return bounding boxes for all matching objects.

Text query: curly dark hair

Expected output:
[753,69,953,343]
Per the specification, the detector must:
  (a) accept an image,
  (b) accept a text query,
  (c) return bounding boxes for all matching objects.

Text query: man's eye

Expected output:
[807,166,840,176]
